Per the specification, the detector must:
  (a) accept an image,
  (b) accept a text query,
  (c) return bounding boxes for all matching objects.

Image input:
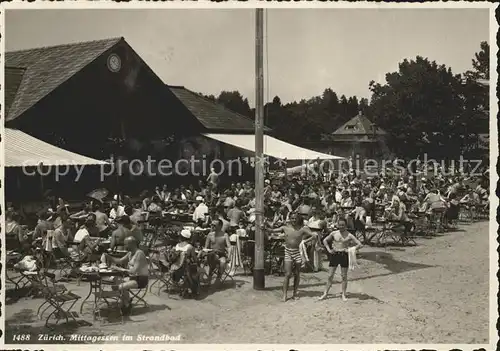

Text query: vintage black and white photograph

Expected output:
[1,4,496,348]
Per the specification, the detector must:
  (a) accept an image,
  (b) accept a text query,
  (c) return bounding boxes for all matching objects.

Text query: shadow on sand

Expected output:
[264,251,435,292]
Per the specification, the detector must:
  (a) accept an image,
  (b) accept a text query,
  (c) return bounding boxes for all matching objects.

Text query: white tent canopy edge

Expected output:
[203,133,344,161]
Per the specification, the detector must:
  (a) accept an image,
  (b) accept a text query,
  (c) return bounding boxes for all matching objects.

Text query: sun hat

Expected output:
[195,196,204,201]
[180,229,192,239]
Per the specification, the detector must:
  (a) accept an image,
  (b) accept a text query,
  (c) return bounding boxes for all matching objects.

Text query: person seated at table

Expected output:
[176,185,187,201]
[270,185,282,203]
[475,183,488,204]
[52,218,73,259]
[109,199,125,221]
[235,183,245,197]
[172,188,187,203]
[110,215,132,251]
[298,197,312,222]
[70,203,92,222]
[33,211,55,241]
[6,211,29,251]
[321,194,337,215]
[192,196,209,225]
[93,201,111,238]
[411,194,427,213]
[147,196,163,214]
[142,192,152,212]
[444,192,460,226]
[386,198,413,236]
[129,218,144,245]
[419,178,431,195]
[111,214,143,250]
[214,207,230,233]
[104,236,149,315]
[340,190,353,208]
[227,199,246,232]
[223,191,236,211]
[272,205,290,227]
[460,188,480,206]
[126,204,143,226]
[160,184,171,203]
[170,229,199,297]
[423,188,447,215]
[71,214,102,260]
[201,219,231,283]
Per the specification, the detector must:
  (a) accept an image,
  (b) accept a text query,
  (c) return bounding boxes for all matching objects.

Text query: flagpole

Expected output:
[254,8,265,290]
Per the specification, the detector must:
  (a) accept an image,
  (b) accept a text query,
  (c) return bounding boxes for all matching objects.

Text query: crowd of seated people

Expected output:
[5,163,490,281]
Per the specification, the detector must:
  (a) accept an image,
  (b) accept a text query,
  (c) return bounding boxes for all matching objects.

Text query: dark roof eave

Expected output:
[201,128,272,134]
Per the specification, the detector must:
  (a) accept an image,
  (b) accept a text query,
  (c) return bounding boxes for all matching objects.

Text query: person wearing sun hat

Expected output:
[171,228,199,297]
[193,196,209,224]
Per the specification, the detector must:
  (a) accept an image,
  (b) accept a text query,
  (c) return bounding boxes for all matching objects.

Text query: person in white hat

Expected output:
[109,198,125,221]
[192,196,209,224]
[172,229,199,297]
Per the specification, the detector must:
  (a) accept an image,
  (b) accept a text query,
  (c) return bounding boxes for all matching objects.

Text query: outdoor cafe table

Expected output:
[79,269,129,317]
[371,219,413,246]
[106,249,129,258]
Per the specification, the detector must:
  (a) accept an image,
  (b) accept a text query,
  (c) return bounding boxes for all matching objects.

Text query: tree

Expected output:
[359,98,369,113]
[368,56,466,159]
[347,96,359,117]
[461,41,490,159]
[216,91,252,117]
[466,41,489,80]
[201,89,365,144]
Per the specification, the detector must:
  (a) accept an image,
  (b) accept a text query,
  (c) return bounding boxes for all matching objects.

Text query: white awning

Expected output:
[4,128,109,167]
[203,133,344,160]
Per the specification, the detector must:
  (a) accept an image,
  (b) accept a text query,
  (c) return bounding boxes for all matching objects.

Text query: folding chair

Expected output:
[129,284,149,309]
[39,272,82,327]
[129,258,150,309]
[148,250,171,295]
[388,222,417,246]
[199,251,233,286]
[461,204,478,222]
[241,239,255,276]
[84,274,123,323]
[429,208,447,234]
[33,270,69,320]
[267,240,285,275]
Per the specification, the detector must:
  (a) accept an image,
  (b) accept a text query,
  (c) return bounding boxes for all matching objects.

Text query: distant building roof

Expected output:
[168,85,271,133]
[5,37,122,121]
[332,112,387,136]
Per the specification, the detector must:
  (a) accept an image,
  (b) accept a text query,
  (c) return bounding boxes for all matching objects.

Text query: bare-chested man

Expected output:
[319,217,362,301]
[270,212,314,302]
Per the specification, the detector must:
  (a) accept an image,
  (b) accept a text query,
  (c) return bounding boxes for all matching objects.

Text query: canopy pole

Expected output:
[253,8,265,290]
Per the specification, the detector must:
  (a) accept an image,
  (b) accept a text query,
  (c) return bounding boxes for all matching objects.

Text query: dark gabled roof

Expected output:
[332,112,387,136]
[5,67,26,116]
[168,85,270,133]
[5,37,122,121]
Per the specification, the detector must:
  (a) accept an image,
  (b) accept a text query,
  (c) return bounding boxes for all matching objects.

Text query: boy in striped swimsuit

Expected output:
[271,212,314,302]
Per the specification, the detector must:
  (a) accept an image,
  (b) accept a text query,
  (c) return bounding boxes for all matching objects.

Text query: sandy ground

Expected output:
[4,220,490,344]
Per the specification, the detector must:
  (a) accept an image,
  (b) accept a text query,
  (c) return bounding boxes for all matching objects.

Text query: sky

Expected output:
[6,8,490,106]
